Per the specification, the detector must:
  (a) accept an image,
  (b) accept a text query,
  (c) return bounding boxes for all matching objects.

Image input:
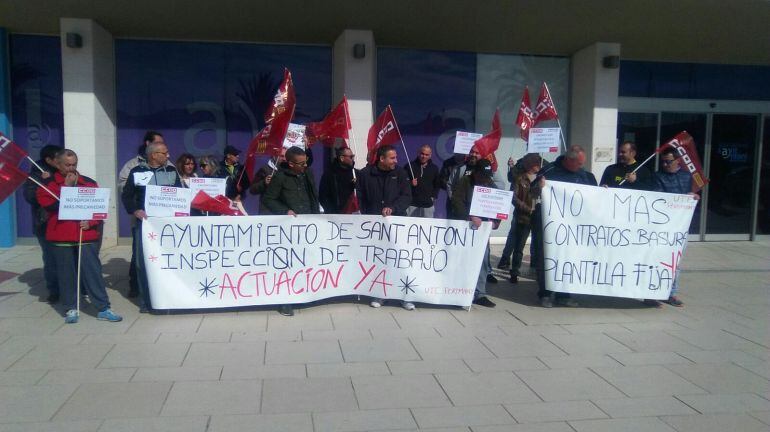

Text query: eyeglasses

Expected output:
[199,163,208,168]
[289,161,308,167]
[342,154,355,158]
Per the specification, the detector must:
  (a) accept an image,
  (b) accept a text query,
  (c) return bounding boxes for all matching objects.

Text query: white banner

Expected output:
[528,127,561,153]
[144,185,192,217]
[188,177,227,198]
[453,131,483,155]
[541,181,697,300]
[469,186,513,220]
[283,123,307,149]
[59,187,110,220]
[142,215,491,309]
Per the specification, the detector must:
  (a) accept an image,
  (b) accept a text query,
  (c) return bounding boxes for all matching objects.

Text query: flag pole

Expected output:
[618,152,657,186]
[26,156,47,174]
[343,96,359,182]
[544,82,568,153]
[27,175,59,201]
[389,105,415,179]
[76,227,83,320]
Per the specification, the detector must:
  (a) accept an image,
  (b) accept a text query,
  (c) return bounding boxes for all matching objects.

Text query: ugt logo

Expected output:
[376,121,394,145]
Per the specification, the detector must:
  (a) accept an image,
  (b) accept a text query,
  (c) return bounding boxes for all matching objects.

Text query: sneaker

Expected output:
[370,299,382,308]
[540,297,553,308]
[97,309,123,322]
[643,299,663,308]
[555,297,579,307]
[509,275,518,284]
[473,296,496,308]
[46,294,59,304]
[666,296,684,307]
[497,261,510,270]
[278,305,294,317]
[402,301,415,311]
[486,274,498,284]
[64,309,79,324]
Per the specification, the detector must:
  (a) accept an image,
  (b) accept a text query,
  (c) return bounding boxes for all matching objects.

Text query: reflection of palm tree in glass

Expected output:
[11,63,59,149]
[233,72,311,135]
[492,57,568,113]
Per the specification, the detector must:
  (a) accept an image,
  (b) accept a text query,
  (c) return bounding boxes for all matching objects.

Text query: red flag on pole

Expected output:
[515,87,534,140]
[656,131,710,192]
[191,191,245,216]
[244,69,296,182]
[306,97,351,147]
[473,109,501,157]
[0,132,29,166]
[533,82,559,125]
[0,158,29,204]
[341,191,361,215]
[366,105,401,164]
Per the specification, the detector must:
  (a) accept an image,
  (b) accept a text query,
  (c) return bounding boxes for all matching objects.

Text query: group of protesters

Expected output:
[25,128,698,323]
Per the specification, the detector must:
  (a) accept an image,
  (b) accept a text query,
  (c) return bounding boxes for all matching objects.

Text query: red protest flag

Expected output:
[473,109,502,162]
[515,87,535,140]
[244,69,296,182]
[341,191,361,215]
[657,131,710,192]
[0,158,29,204]
[366,105,401,164]
[0,132,29,166]
[306,96,351,147]
[191,190,245,216]
[533,82,558,125]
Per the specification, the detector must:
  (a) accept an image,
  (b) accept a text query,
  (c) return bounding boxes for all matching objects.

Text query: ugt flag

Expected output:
[515,87,534,141]
[0,132,28,166]
[657,131,710,192]
[366,105,401,164]
[533,82,558,125]
[307,97,351,147]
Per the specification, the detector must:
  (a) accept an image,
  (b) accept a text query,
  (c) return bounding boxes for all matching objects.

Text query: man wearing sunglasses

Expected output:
[319,147,358,214]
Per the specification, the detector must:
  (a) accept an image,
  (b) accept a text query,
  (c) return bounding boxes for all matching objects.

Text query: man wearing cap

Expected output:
[450,158,500,308]
[220,145,250,202]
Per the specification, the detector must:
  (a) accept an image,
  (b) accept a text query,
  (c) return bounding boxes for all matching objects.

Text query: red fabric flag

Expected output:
[656,131,710,192]
[0,158,29,204]
[191,191,244,216]
[515,87,534,140]
[306,97,351,147]
[244,69,296,181]
[341,191,361,215]
[473,109,502,164]
[533,82,558,125]
[366,105,401,164]
[0,132,29,166]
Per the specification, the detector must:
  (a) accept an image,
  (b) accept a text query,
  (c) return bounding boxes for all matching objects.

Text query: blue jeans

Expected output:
[475,246,490,299]
[132,222,151,310]
[51,243,110,312]
[35,231,59,296]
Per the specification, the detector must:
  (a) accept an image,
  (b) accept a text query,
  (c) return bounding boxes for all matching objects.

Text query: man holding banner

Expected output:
[122,141,181,313]
[36,149,122,324]
[319,147,358,214]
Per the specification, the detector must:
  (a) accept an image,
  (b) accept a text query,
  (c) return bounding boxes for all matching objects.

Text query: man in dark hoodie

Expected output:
[319,147,357,214]
[405,145,441,218]
[261,146,320,317]
[531,145,597,308]
[121,140,182,313]
[23,144,61,303]
[356,144,414,310]
[219,145,250,202]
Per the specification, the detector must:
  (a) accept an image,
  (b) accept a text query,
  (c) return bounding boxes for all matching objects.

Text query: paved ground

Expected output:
[0,240,768,432]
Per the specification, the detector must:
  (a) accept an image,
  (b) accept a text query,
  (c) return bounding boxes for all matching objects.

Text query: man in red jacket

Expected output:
[37,149,122,324]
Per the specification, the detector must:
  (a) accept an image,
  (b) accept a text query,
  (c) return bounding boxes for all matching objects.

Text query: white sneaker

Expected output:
[370,299,382,308]
[402,301,415,311]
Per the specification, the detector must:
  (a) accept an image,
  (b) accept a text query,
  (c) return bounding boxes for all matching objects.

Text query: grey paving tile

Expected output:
[0,370,46,386]
[609,351,691,366]
[125,315,203,334]
[463,356,547,372]
[183,342,265,367]
[265,313,333,332]
[676,349,766,364]
[131,366,222,382]
[99,343,190,368]
[156,332,231,343]
[538,354,621,369]
[435,372,540,405]
[54,382,171,420]
[208,413,313,432]
[0,420,101,432]
[313,408,416,432]
[262,377,357,414]
[98,415,208,432]
[370,327,440,339]
[230,330,302,342]
[302,328,372,341]
[197,314,267,333]
[660,413,769,432]
[0,317,64,336]
[352,374,451,409]
[265,340,343,364]
[39,368,136,384]
[161,379,261,416]
[10,344,113,371]
[478,334,565,358]
[592,395,697,417]
[340,337,419,362]
[666,329,764,351]
[411,405,515,429]
[516,368,625,401]
[473,422,575,432]
[676,393,770,414]
[606,330,702,352]
[499,324,570,336]
[220,364,306,380]
[665,363,770,394]
[307,361,390,378]
[505,400,607,423]
[735,361,770,380]
[387,359,471,375]
[410,336,495,360]
[0,384,77,422]
[81,333,158,344]
[392,309,465,331]
[561,323,632,334]
[749,410,770,425]
[330,312,400,331]
[434,326,508,338]
[591,365,708,397]
[570,417,678,432]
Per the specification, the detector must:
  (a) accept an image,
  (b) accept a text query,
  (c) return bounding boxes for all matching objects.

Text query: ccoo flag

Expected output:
[515,87,534,140]
[533,82,558,125]
[366,105,401,164]
[306,97,351,147]
[657,131,710,192]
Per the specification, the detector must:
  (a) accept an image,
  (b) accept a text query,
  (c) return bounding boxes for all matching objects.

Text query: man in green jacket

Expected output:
[261,146,320,316]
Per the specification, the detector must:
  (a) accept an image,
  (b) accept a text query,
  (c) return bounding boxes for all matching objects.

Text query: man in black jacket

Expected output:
[319,147,357,214]
[23,144,61,303]
[600,141,653,190]
[121,141,182,313]
[357,145,414,310]
[219,145,250,202]
[405,145,440,218]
